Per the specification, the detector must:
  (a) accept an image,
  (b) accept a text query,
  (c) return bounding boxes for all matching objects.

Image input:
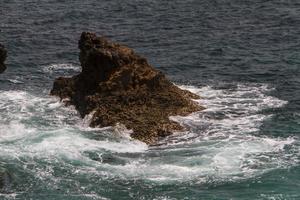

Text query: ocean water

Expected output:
[0,0,299,199]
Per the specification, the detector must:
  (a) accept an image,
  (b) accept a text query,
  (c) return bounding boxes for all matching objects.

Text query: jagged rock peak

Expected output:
[51,32,203,144]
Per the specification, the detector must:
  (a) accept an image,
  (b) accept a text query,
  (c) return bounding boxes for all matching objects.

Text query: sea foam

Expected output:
[0,83,298,186]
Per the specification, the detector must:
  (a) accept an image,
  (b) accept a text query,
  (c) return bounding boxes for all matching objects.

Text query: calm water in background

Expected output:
[0,0,300,199]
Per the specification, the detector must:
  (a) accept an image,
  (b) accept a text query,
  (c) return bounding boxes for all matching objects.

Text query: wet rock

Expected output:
[0,44,7,73]
[51,32,204,144]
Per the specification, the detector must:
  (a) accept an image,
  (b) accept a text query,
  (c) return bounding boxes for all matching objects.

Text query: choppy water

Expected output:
[0,0,300,199]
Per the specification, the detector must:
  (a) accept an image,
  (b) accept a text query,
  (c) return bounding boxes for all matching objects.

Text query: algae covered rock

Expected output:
[51,32,203,144]
[0,44,7,73]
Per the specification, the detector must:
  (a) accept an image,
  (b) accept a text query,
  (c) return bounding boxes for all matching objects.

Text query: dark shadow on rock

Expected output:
[0,44,7,74]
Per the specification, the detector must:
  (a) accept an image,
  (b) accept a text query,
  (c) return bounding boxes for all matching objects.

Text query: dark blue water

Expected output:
[0,0,299,199]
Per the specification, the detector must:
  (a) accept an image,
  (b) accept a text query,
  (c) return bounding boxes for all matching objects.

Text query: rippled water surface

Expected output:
[0,0,300,199]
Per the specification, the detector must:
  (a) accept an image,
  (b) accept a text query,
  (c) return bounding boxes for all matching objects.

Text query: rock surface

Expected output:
[0,44,7,73]
[51,32,203,144]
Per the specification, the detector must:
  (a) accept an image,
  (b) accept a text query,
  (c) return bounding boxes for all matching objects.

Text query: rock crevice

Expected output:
[51,32,203,144]
[0,44,7,73]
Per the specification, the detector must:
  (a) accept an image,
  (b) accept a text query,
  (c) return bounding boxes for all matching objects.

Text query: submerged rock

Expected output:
[51,32,203,144]
[0,44,7,73]
[0,168,11,191]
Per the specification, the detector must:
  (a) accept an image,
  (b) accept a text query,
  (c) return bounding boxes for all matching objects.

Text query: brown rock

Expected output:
[51,32,204,144]
[0,44,7,73]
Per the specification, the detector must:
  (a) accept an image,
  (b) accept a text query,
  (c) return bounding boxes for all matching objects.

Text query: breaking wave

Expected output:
[0,82,298,198]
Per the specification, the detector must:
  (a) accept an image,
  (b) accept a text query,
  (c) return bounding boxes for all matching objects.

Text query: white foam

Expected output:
[8,79,24,84]
[89,134,297,183]
[0,90,78,124]
[170,84,288,141]
[0,193,17,200]
[0,121,36,142]
[42,63,81,73]
[102,83,297,182]
[0,90,147,158]
[81,111,96,127]
[0,83,298,185]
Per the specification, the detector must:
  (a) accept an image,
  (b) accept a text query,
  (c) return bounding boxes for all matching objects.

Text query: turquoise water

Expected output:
[0,0,300,199]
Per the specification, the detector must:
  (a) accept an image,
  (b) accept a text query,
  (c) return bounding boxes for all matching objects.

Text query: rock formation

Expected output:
[51,32,203,144]
[0,44,7,73]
